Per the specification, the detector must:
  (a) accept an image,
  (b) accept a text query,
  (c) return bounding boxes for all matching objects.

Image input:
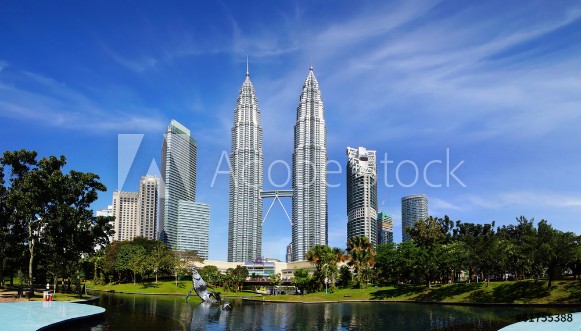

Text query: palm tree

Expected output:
[332,247,347,263]
[347,236,376,288]
[305,245,327,271]
[306,245,345,291]
[305,245,330,291]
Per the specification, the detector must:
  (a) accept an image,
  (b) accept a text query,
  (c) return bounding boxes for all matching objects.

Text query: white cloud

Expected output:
[452,191,581,211]
[101,44,160,73]
[0,62,166,133]
[314,0,441,49]
[430,197,462,212]
[300,2,581,144]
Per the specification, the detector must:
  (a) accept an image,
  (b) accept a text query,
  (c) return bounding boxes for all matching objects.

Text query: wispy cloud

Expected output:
[446,191,581,211]
[315,0,441,49]
[0,62,166,133]
[431,197,462,213]
[297,1,581,144]
[211,1,579,159]
[102,45,160,73]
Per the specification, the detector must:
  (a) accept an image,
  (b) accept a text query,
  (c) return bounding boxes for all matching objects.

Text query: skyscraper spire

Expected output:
[228,64,263,262]
[291,66,327,261]
[246,55,249,77]
[309,49,313,70]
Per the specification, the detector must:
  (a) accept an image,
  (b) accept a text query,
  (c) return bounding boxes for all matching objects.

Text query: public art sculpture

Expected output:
[186,266,232,310]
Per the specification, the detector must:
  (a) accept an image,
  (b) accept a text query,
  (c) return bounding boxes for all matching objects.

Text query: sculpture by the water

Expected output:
[186,266,232,310]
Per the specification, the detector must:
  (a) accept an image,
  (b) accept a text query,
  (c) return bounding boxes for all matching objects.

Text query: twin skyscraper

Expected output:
[228,63,327,263]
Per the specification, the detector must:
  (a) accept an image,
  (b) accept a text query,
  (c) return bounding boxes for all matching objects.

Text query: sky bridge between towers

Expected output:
[260,190,292,225]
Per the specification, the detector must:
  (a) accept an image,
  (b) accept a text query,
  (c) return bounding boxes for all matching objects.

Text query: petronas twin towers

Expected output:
[228,63,327,262]
[228,66,264,262]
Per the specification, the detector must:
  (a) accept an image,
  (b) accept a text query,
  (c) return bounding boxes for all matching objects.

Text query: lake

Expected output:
[70,292,578,330]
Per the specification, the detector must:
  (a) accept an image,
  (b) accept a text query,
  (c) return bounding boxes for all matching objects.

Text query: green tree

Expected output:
[497,216,538,280]
[115,242,137,283]
[228,265,249,292]
[415,244,442,288]
[292,268,311,294]
[454,221,499,287]
[87,249,106,285]
[446,241,469,283]
[0,160,24,287]
[1,150,111,291]
[2,150,48,291]
[199,265,221,287]
[148,241,172,283]
[305,244,342,291]
[268,272,282,286]
[395,241,421,283]
[169,250,203,286]
[128,245,147,284]
[346,236,376,288]
[407,217,451,287]
[337,265,352,288]
[116,244,146,283]
[570,243,581,280]
[536,220,579,289]
[0,159,7,288]
[407,216,446,246]
[103,241,125,282]
[374,243,398,284]
[42,170,113,290]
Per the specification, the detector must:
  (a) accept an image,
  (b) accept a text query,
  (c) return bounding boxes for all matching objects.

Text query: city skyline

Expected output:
[1,1,580,261]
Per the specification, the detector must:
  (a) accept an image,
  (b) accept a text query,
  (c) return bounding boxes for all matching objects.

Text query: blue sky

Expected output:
[1,0,580,261]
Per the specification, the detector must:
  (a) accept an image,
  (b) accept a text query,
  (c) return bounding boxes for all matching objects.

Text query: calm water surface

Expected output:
[70,293,578,330]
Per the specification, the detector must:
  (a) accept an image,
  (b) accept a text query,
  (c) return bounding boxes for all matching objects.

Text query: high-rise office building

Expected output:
[377,212,393,245]
[346,147,378,247]
[292,65,328,261]
[112,176,159,242]
[178,200,210,259]
[138,176,158,240]
[160,120,209,253]
[228,65,264,262]
[112,191,139,241]
[401,194,428,242]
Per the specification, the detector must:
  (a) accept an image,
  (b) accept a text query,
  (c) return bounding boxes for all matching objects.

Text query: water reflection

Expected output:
[73,293,578,331]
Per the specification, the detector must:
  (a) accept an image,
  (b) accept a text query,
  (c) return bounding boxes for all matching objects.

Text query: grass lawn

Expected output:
[87,279,261,298]
[80,278,581,305]
[256,280,581,304]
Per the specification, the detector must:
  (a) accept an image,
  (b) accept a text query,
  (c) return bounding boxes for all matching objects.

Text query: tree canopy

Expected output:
[0,149,113,290]
[375,216,580,289]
